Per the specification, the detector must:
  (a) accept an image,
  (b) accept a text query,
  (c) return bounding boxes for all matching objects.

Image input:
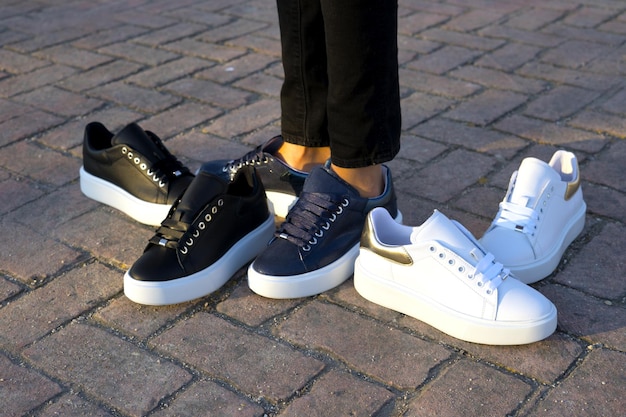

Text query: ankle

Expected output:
[331,164,384,198]
[276,142,330,172]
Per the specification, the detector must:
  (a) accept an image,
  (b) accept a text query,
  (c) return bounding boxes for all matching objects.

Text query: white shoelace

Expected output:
[471,249,509,294]
[493,200,540,235]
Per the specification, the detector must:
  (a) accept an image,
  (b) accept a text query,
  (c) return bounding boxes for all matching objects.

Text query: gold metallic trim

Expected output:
[564,173,580,201]
[360,217,413,265]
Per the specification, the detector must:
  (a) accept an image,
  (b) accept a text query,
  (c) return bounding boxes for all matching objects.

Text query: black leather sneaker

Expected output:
[124,165,274,305]
[248,162,402,299]
[200,136,308,217]
[80,122,194,226]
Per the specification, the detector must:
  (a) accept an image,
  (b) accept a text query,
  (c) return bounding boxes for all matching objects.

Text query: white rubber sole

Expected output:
[80,166,170,226]
[265,191,297,218]
[508,202,586,284]
[248,210,403,299]
[124,215,275,305]
[354,257,557,345]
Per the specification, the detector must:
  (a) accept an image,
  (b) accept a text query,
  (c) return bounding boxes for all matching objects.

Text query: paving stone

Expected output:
[516,61,623,91]
[0,110,65,146]
[88,81,182,114]
[407,45,483,75]
[569,109,626,139]
[72,24,150,50]
[234,72,283,97]
[51,210,151,270]
[398,11,449,36]
[276,301,452,390]
[554,222,626,300]
[600,88,626,115]
[226,33,282,58]
[444,89,528,126]
[39,392,115,417]
[405,359,533,417]
[164,130,253,167]
[419,27,506,50]
[0,275,23,303]
[0,64,78,98]
[400,92,454,130]
[411,118,527,158]
[23,322,192,417]
[494,114,608,153]
[0,262,121,351]
[32,44,114,70]
[0,49,49,73]
[397,148,496,203]
[523,85,602,121]
[478,25,564,48]
[400,68,482,98]
[126,57,214,88]
[475,42,543,71]
[279,370,395,417]
[202,98,280,138]
[534,349,626,416]
[450,65,548,95]
[582,182,626,223]
[59,60,144,92]
[0,177,45,215]
[0,353,63,417]
[216,279,302,327]
[163,77,251,109]
[151,311,325,402]
[163,38,248,62]
[541,284,626,351]
[0,219,85,284]
[540,40,615,68]
[196,53,279,84]
[397,133,448,164]
[140,102,221,139]
[0,140,80,186]
[543,23,626,46]
[93,295,194,340]
[503,7,566,31]
[151,379,265,417]
[97,42,180,66]
[444,9,506,32]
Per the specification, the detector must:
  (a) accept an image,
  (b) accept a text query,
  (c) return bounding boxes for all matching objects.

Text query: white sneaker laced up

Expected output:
[493,200,540,236]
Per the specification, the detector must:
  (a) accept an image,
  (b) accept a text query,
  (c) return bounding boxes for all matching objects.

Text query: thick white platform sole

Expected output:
[265,191,297,218]
[124,215,275,305]
[248,211,402,299]
[80,166,170,226]
[354,257,557,345]
[507,203,586,284]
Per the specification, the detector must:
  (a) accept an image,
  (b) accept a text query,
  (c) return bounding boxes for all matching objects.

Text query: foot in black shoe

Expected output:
[200,136,308,217]
[80,122,194,226]
[248,162,402,299]
[124,166,274,305]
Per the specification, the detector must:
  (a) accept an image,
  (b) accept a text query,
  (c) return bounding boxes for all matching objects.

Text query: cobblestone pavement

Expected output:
[1,0,625,416]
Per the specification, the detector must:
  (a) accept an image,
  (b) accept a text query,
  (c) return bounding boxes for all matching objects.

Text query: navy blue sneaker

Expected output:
[80,122,194,226]
[248,162,402,299]
[124,165,274,305]
[200,136,307,217]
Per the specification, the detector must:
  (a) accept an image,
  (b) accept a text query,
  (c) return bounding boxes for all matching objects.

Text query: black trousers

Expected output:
[277,0,401,168]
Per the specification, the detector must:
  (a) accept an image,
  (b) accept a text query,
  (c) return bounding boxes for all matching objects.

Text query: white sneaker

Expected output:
[354,208,557,345]
[480,150,586,284]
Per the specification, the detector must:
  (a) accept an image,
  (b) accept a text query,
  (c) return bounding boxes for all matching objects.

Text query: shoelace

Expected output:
[222,146,269,174]
[148,199,223,255]
[276,192,349,251]
[470,249,509,295]
[493,201,540,235]
[148,132,192,186]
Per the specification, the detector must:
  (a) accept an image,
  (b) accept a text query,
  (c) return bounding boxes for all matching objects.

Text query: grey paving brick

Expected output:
[541,284,626,351]
[276,301,452,390]
[0,353,63,417]
[408,45,483,75]
[0,64,78,98]
[554,222,626,299]
[88,81,182,114]
[569,109,626,139]
[0,219,85,284]
[400,68,481,98]
[278,370,395,417]
[0,262,121,351]
[203,98,280,138]
[524,85,602,121]
[38,392,115,417]
[216,279,301,327]
[151,311,325,402]
[0,177,45,215]
[444,89,528,126]
[401,91,454,130]
[405,359,533,417]
[163,77,251,109]
[474,42,543,72]
[582,182,626,223]
[411,118,528,158]
[0,276,22,303]
[23,322,193,417]
[397,148,496,203]
[534,349,626,417]
[151,379,265,417]
[494,114,608,153]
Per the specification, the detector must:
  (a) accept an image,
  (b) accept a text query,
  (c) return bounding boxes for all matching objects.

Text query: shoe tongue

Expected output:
[302,164,360,197]
[171,171,225,223]
[111,123,166,162]
[509,158,560,208]
[410,210,483,260]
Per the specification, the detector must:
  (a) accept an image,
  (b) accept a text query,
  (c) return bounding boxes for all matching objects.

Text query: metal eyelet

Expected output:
[218,199,224,206]
[121,147,128,154]
[205,214,212,222]
[309,237,318,245]
[192,230,200,238]
[198,222,206,230]
[322,222,330,230]
[329,213,337,222]
[186,238,194,246]
[315,230,323,238]
[211,206,218,214]
[342,199,349,207]
[140,163,147,170]
[302,245,311,252]
[180,247,188,254]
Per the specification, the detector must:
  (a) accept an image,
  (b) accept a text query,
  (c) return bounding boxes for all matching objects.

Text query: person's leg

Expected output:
[276,0,331,171]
